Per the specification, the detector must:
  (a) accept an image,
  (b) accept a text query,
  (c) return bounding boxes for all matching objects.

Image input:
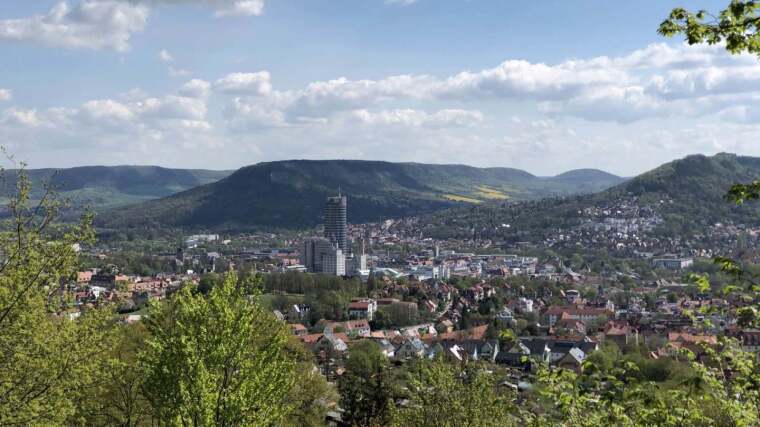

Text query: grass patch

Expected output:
[443,194,482,204]
[476,186,510,200]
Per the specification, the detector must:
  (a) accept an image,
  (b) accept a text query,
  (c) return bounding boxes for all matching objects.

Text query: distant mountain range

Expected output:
[99,160,626,231]
[424,153,760,240]
[0,166,231,209]
[10,154,756,237]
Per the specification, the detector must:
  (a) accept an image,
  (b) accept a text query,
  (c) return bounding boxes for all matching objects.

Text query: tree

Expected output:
[373,302,420,328]
[498,328,518,349]
[197,272,222,295]
[391,359,518,427]
[737,306,758,327]
[140,272,296,426]
[0,164,113,425]
[659,1,760,56]
[76,323,153,427]
[280,338,339,427]
[529,337,760,426]
[338,340,395,426]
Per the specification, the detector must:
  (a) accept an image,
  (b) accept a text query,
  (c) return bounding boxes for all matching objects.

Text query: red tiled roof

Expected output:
[299,333,323,344]
[437,324,488,342]
[545,306,610,316]
[344,319,370,330]
[604,321,633,336]
[667,332,717,345]
[333,332,351,343]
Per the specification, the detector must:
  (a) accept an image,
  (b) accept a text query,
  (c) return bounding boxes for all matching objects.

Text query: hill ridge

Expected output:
[100,160,625,231]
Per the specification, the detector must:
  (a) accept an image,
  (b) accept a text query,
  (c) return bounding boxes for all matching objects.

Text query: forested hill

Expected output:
[0,166,231,208]
[100,160,624,231]
[545,169,627,193]
[424,153,760,240]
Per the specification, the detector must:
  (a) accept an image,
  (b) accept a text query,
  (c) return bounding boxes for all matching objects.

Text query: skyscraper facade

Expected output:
[324,194,347,253]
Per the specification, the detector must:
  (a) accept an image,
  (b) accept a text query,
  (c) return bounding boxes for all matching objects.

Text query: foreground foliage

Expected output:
[0,167,310,426]
[0,167,112,426]
[141,272,297,426]
[391,360,518,427]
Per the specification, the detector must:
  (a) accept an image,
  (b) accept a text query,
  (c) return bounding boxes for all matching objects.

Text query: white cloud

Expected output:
[0,0,266,52]
[159,49,174,62]
[433,59,627,101]
[119,88,149,101]
[0,1,149,51]
[214,42,760,125]
[1,108,43,127]
[351,109,484,128]
[385,0,418,5]
[140,0,264,16]
[8,40,760,174]
[717,104,760,124]
[169,66,192,77]
[80,99,136,123]
[215,72,272,95]
[206,0,264,17]
[180,79,212,98]
[224,97,288,130]
[645,64,760,100]
[0,88,211,155]
[134,95,207,120]
[158,49,192,77]
[0,89,11,102]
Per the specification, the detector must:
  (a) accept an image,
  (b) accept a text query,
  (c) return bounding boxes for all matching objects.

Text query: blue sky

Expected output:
[0,0,756,176]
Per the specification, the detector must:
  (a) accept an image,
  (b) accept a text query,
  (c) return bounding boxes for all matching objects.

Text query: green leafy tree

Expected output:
[140,272,296,426]
[659,1,760,56]
[392,359,518,427]
[737,306,758,327]
[0,164,113,425]
[197,272,222,295]
[76,323,153,427]
[280,339,339,427]
[338,340,395,426]
[529,337,760,426]
[498,328,518,349]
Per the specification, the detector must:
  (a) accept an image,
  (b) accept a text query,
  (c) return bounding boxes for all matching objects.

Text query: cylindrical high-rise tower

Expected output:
[324,194,347,253]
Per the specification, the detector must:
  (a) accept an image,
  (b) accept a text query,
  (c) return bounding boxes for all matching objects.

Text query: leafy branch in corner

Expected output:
[659,1,760,56]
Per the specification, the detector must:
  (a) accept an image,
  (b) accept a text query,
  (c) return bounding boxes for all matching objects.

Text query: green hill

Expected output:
[0,166,231,209]
[544,168,627,193]
[100,160,624,231]
[424,153,760,240]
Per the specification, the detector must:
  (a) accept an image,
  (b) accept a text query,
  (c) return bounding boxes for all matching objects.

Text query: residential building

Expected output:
[395,337,426,360]
[543,306,613,327]
[652,257,694,270]
[348,298,378,321]
[288,323,308,336]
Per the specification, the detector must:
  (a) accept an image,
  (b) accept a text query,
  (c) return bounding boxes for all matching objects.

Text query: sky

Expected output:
[0,0,757,176]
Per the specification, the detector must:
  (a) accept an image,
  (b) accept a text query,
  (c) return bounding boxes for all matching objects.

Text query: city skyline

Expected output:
[2,1,758,176]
